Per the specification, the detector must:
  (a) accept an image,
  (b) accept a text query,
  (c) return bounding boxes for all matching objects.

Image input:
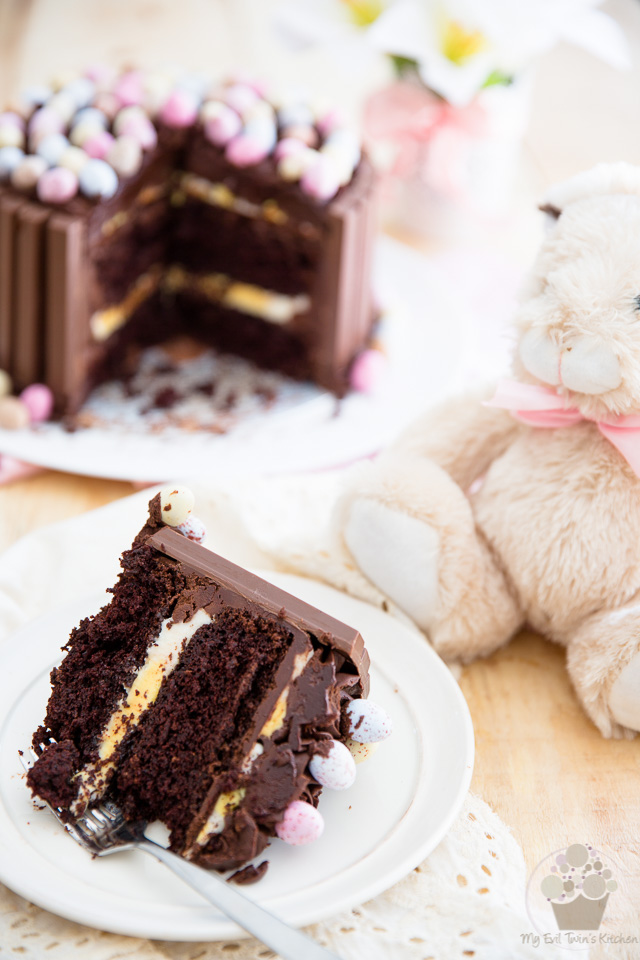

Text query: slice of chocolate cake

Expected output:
[27,487,392,877]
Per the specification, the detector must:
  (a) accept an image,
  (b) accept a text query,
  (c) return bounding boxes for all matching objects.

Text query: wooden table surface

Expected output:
[1,0,640,901]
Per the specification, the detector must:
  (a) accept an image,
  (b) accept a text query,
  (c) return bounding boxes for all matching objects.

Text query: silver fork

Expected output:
[20,742,340,960]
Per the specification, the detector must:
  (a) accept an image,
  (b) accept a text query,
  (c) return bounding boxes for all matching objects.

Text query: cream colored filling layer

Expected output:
[174,172,289,225]
[193,649,314,849]
[90,266,311,342]
[71,608,213,814]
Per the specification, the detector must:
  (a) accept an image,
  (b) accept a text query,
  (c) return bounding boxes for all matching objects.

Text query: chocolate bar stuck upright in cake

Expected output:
[27,487,392,877]
[0,71,378,416]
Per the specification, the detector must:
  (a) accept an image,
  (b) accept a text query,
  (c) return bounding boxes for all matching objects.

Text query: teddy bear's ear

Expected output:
[538,162,640,218]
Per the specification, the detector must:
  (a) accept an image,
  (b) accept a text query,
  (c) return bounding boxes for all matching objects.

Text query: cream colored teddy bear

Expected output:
[340,162,640,739]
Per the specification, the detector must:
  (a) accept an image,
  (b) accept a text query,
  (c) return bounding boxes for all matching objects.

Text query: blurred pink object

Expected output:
[20,383,54,422]
[0,456,42,484]
[349,349,388,393]
[159,90,198,129]
[364,82,487,199]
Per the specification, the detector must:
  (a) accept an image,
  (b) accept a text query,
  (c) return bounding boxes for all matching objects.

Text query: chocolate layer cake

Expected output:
[0,69,378,416]
[27,487,391,876]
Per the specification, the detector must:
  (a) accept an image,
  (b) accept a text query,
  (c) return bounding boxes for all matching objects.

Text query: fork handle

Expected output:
[136,838,341,960]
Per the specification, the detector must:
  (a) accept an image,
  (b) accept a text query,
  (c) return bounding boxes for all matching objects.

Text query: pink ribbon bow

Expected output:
[363,82,487,198]
[486,379,640,478]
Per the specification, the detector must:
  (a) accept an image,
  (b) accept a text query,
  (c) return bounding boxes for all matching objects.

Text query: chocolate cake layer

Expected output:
[28,493,371,875]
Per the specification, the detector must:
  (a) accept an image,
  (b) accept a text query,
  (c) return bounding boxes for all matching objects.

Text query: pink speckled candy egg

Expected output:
[309,740,356,790]
[176,515,207,544]
[93,91,121,121]
[274,137,307,162]
[223,83,259,117]
[19,383,54,422]
[84,63,116,87]
[83,131,115,160]
[276,801,324,846]
[300,154,341,202]
[114,71,143,107]
[204,105,242,147]
[349,348,388,393]
[317,107,345,136]
[226,135,270,168]
[0,111,25,131]
[117,115,158,151]
[36,167,78,204]
[159,89,198,128]
[345,699,392,744]
[28,107,64,146]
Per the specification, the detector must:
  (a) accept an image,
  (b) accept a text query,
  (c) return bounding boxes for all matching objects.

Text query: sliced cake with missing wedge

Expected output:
[26,486,392,880]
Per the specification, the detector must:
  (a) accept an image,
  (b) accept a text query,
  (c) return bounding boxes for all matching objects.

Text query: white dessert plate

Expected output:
[0,237,466,481]
[0,572,474,941]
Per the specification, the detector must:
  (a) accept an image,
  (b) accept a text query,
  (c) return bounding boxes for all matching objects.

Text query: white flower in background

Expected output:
[276,0,630,106]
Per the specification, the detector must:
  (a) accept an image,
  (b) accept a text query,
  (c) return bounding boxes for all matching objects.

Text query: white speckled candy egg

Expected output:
[160,485,194,527]
[278,103,314,129]
[20,84,52,110]
[63,77,96,109]
[142,72,174,115]
[48,91,77,125]
[277,147,317,182]
[11,155,48,192]
[36,133,69,166]
[176,515,206,544]
[74,107,108,130]
[309,740,356,790]
[0,123,24,149]
[0,146,24,180]
[106,135,142,177]
[70,116,106,147]
[58,146,89,175]
[113,105,147,136]
[276,800,324,846]
[78,158,118,199]
[345,738,379,764]
[345,699,392,744]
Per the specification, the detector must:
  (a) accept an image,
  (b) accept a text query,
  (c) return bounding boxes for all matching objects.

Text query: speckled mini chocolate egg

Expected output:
[204,105,242,147]
[281,124,318,149]
[0,395,30,430]
[106,135,142,177]
[300,153,341,201]
[344,699,392,744]
[277,147,317,182]
[113,105,147,136]
[63,76,96,110]
[19,383,54,422]
[70,115,107,148]
[345,738,379,764]
[47,91,77,124]
[0,146,24,181]
[0,123,24,150]
[58,145,89,175]
[36,133,70,166]
[159,484,194,527]
[176,515,207,544]
[37,166,78,204]
[223,83,259,117]
[11,155,48,192]
[78,158,118,199]
[309,740,356,790]
[275,800,324,846]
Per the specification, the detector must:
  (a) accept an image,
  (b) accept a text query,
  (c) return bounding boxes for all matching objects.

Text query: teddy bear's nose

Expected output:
[519,328,621,395]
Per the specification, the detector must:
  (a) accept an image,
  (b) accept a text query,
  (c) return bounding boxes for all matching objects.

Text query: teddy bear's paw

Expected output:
[609,652,640,733]
[344,497,440,632]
